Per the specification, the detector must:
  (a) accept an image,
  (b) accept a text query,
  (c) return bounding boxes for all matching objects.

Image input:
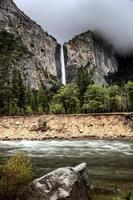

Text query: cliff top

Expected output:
[64,30,114,51]
[0,0,57,42]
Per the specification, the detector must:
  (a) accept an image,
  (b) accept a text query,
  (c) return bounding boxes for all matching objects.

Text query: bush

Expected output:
[126,81,133,111]
[0,152,33,200]
[50,84,80,114]
[10,101,21,116]
[25,105,33,114]
[50,103,65,114]
[82,84,109,113]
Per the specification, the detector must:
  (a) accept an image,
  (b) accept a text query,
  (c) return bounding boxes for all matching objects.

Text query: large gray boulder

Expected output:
[18,163,90,200]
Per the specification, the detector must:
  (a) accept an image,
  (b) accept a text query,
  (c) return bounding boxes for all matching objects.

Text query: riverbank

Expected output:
[0,114,133,140]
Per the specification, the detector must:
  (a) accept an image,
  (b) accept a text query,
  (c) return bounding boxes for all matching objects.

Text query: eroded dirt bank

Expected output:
[0,114,133,140]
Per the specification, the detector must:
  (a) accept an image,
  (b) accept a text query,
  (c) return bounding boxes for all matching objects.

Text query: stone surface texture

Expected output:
[0,0,61,89]
[18,163,90,200]
[64,31,118,85]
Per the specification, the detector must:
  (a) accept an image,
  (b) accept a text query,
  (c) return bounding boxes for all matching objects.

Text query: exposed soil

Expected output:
[0,114,133,140]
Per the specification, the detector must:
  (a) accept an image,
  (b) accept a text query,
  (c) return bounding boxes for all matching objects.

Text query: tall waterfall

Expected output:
[60,44,66,85]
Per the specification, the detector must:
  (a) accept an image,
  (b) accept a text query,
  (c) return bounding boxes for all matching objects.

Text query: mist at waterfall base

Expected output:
[16,0,133,54]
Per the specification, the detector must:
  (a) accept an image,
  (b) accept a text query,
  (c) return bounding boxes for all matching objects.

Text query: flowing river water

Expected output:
[0,140,133,199]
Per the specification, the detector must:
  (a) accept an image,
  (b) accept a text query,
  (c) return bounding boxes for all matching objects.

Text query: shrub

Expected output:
[50,103,65,114]
[0,152,33,200]
[25,105,33,114]
[82,84,109,113]
[50,84,80,114]
[126,81,133,111]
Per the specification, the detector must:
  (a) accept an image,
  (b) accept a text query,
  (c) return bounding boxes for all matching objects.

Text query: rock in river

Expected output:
[17,163,90,200]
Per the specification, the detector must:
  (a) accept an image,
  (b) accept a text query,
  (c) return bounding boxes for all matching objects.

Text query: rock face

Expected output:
[18,163,90,200]
[0,0,61,89]
[64,31,118,85]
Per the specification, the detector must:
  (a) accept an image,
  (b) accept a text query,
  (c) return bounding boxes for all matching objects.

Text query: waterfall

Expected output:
[60,44,66,85]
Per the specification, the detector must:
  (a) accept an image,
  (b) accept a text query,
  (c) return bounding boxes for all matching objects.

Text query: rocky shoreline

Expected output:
[0,114,133,141]
[0,114,133,140]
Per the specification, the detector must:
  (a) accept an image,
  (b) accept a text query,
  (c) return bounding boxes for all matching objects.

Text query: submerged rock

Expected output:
[18,163,90,200]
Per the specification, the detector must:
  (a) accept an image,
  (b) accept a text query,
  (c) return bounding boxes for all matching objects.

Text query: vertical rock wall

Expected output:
[0,0,61,89]
[64,31,118,85]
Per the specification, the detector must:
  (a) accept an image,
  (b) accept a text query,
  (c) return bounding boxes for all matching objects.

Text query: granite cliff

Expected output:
[0,0,61,90]
[1,0,133,116]
[64,31,118,85]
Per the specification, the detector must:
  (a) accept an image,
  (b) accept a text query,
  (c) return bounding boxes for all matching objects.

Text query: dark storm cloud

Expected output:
[15,0,133,53]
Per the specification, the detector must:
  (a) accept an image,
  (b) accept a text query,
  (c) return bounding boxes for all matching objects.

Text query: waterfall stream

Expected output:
[60,44,66,85]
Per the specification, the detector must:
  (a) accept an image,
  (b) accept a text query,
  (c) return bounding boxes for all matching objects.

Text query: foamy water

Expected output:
[0,140,133,157]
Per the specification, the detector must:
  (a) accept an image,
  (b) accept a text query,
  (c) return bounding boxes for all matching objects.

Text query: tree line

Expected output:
[50,82,133,114]
[0,68,133,115]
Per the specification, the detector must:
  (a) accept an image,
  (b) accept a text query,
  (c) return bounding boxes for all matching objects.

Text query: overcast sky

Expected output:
[15,0,133,53]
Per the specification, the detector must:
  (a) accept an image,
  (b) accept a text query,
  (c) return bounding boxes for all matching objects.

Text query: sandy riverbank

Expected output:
[0,114,133,140]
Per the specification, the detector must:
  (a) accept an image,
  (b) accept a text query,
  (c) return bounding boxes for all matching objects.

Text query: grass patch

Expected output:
[0,152,33,200]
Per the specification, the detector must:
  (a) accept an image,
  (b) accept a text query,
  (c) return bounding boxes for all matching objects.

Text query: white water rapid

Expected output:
[60,44,66,85]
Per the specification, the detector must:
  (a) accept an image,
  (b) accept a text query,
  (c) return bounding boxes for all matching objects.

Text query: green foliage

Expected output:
[25,105,33,114]
[77,66,93,106]
[37,86,50,113]
[82,84,125,113]
[126,81,133,110]
[108,85,122,112]
[10,102,21,116]
[50,84,80,114]
[0,31,28,116]
[27,86,52,114]
[82,84,109,113]
[50,103,65,114]
[49,81,133,114]
[11,68,26,115]
[0,152,33,200]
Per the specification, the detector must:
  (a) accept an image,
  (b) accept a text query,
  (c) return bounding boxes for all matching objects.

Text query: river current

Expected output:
[0,140,133,199]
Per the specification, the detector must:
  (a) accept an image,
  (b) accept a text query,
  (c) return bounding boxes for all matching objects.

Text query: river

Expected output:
[0,140,133,199]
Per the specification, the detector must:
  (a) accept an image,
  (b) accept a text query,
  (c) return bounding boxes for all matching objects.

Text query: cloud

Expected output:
[15,0,133,53]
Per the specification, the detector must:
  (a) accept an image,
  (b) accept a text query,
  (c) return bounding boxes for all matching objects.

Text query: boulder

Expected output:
[17,163,90,200]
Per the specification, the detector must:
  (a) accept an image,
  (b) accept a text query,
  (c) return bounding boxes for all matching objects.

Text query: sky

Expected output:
[15,0,133,54]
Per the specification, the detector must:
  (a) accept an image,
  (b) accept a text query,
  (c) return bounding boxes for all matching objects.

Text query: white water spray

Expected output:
[60,44,66,85]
